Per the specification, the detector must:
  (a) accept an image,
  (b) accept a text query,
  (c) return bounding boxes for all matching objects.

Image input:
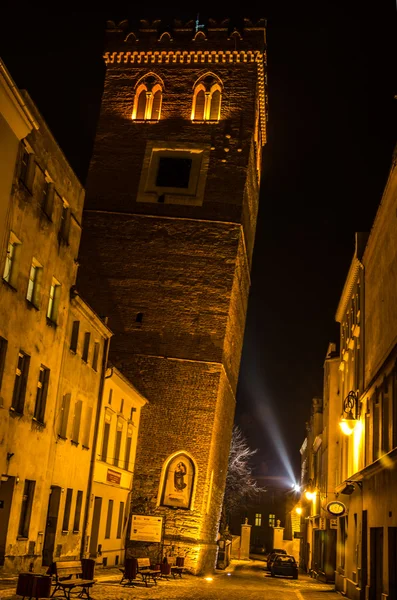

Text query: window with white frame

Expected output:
[191,74,222,121]
[132,74,163,121]
[3,232,21,288]
[26,258,43,307]
[137,142,210,206]
[47,278,61,323]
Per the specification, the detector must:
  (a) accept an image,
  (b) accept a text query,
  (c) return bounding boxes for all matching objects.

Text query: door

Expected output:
[89,497,102,557]
[370,527,383,600]
[361,511,368,591]
[388,527,397,599]
[42,486,61,566]
[0,476,15,566]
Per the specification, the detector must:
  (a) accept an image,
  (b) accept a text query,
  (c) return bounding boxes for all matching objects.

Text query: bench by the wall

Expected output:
[136,558,161,586]
[51,560,95,599]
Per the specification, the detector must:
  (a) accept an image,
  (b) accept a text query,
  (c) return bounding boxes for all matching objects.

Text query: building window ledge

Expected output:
[61,530,69,535]
[9,407,23,417]
[16,536,29,541]
[26,300,39,311]
[57,434,67,441]
[132,119,159,124]
[82,445,90,451]
[32,417,46,428]
[46,317,57,329]
[2,278,17,292]
[71,440,79,447]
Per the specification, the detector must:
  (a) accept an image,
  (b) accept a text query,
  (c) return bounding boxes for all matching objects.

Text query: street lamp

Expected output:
[339,390,359,435]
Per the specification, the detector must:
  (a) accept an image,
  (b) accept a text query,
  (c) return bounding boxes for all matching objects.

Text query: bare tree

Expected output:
[220,426,265,531]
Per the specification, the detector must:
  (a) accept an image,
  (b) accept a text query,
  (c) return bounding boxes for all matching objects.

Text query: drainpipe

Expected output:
[80,334,111,559]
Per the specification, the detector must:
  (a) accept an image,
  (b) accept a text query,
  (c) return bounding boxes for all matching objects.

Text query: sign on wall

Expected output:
[130,515,163,543]
[326,501,347,517]
[106,469,121,485]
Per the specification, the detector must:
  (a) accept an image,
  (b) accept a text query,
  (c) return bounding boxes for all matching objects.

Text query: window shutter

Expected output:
[194,90,205,120]
[72,400,83,443]
[136,89,147,119]
[151,90,162,120]
[210,90,221,120]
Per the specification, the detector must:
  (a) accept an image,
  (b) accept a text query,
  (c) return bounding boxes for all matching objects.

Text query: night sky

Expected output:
[1,3,396,483]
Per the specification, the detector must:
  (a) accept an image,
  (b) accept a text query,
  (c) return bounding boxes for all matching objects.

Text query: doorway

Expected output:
[89,497,102,557]
[388,527,397,599]
[0,476,15,566]
[42,486,61,566]
[370,527,383,600]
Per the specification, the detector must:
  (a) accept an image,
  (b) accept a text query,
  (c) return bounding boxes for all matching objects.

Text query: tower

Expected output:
[78,16,267,573]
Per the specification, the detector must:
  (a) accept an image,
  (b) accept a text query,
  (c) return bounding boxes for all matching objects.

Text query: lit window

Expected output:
[34,365,50,423]
[255,513,262,526]
[3,232,21,287]
[12,351,30,414]
[47,278,61,323]
[269,513,276,527]
[191,75,222,121]
[26,258,43,307]
[132,74,163,121]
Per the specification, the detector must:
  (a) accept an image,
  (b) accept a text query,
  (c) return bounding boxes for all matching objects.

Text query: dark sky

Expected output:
[1,3,396,483]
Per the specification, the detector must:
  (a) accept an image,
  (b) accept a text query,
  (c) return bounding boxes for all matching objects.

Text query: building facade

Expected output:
[0,61,86,571]
[333,153,397,600]
[77,17,268,573]
[42,293,112,567]
[89,366,147,567]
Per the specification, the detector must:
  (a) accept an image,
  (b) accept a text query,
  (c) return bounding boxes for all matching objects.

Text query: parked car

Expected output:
[266,548,287,569]
[270,554,298,579]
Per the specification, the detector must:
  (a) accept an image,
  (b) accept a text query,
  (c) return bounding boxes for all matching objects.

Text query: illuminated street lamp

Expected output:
[295,507,302,515]
[340,390,359,435]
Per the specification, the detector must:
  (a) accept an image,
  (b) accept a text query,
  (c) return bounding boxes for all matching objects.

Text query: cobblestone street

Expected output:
[0,560,341,600]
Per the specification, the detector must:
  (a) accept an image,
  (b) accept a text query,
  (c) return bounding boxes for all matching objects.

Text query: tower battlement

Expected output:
[105,17,267,52]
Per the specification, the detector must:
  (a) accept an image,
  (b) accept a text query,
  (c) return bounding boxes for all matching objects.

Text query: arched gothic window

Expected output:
[191,75,222,122]
[159,452,196,509]
[132,75,163,121]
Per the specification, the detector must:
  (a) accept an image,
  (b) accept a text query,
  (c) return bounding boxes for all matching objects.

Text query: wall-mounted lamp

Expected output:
[295,507,302,515]
[339,390,359,435]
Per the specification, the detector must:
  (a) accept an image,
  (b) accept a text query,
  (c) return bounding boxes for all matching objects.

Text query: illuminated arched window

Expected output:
[191,75,222,122]
[132,75,163,121]
[159,452,196,510]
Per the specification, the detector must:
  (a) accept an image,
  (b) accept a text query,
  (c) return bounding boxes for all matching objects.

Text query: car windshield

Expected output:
[277,556,295,563]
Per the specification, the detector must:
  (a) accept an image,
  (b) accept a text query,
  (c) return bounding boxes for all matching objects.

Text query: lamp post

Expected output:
[339,390,359,435]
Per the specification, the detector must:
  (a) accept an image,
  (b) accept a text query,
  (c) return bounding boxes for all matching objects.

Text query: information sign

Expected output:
[130,515,163,543]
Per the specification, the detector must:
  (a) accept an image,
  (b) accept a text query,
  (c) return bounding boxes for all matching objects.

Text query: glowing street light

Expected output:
[339,390,359,436]
[295,507,302,515]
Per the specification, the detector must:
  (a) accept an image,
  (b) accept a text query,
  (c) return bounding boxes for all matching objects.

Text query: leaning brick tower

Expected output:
[78,16,267,573]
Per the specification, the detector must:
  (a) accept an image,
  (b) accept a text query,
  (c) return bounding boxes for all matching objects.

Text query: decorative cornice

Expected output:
[335,256,361,323]
[104,49,268,145]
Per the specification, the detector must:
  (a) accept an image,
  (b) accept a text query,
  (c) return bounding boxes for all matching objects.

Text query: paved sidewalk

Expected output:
[0,559,341,599]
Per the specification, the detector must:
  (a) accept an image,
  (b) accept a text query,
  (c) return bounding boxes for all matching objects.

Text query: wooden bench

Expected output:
[168,557,184,579]
[136,558,161,586]
[50,561,95,599]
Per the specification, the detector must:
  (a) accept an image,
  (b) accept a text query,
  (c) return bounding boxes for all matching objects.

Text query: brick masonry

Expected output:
[77,18,267,574]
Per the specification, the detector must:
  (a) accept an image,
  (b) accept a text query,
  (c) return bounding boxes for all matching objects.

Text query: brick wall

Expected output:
[77,19,266,574]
